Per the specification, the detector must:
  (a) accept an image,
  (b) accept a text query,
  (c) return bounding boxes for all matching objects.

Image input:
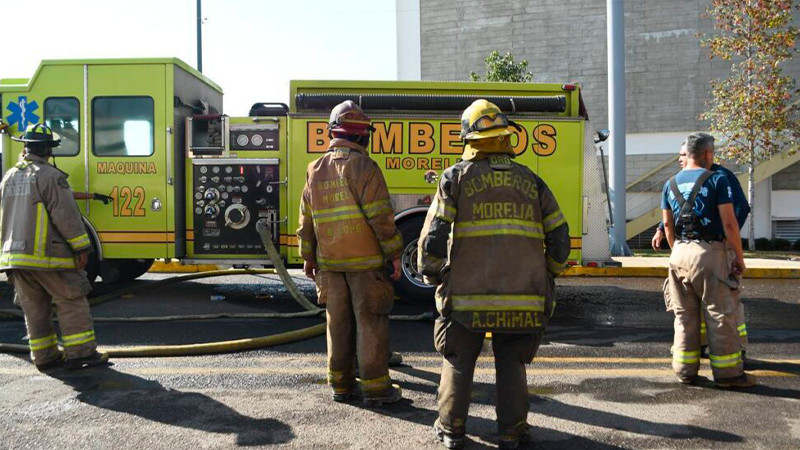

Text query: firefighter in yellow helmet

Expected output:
[0,124,109,371]
[297,100,403,407]
[418,100,571,449]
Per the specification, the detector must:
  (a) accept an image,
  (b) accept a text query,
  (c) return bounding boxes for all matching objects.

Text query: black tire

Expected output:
[85,251,99,285]
[116,259,155,282]
[394,215,436,305]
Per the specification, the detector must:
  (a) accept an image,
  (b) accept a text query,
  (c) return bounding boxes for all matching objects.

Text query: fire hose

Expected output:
[0,220,433,357]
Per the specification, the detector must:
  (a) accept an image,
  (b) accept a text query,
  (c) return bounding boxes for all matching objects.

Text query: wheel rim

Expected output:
[401,238,434,289]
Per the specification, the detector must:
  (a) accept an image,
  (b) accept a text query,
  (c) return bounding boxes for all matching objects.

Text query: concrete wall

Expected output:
[419,0,800,133]
[773,161,800,190]
[397,0,422,80]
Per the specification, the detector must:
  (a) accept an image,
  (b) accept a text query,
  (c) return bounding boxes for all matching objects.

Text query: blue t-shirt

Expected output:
[661,168,733,238]
[711,163,750,228]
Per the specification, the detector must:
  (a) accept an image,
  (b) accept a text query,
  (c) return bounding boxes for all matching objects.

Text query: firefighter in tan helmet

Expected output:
[418,100,571,449]
[0,124,109,370]
[297,100,404,407]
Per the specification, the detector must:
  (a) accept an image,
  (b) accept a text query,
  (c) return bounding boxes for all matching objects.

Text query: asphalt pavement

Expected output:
[0,272,798,449]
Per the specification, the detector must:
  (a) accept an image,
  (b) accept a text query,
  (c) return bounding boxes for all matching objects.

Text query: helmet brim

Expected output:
[463,127,512,141]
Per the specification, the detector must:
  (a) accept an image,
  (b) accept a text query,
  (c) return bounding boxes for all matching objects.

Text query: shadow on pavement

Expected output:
[534,396,743,443]
[392,366,650,449]
[47,365,294,446]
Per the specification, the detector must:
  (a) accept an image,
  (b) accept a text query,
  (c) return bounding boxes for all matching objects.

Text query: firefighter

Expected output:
[297,101,403,407]
[661,132,755,388]
[418,100,571,449]
[653,142,750,359]
[0,124,109,371]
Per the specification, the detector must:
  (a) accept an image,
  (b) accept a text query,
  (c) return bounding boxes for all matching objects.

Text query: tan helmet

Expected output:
[327,100,375,136]
[460,99,516,141]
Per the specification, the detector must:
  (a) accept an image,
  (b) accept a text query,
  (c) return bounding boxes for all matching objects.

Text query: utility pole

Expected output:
[196,0,203,73]
[607,0,631,256]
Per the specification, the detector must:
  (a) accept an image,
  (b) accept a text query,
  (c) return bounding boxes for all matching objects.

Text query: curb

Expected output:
[562,266,800,279]
[149,261,223,273]
[150,261,799,279]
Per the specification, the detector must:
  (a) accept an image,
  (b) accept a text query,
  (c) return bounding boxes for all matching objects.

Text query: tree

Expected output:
[700,0,800,251]
[470,50,533,82]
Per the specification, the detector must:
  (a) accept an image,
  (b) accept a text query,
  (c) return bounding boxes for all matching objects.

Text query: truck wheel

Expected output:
[394,216,435,305]
[85,251,99,285]
[117,259,155,282]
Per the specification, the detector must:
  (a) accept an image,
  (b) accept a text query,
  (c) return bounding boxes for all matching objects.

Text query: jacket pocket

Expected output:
[367,271,395,315]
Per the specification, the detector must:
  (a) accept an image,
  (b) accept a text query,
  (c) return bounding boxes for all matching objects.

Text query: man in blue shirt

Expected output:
[654,141,750,355]
[661,132,755,388]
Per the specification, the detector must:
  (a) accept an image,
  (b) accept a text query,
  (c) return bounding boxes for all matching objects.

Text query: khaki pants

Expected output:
[9,269,96,365]
[316,269,395,397]
[699,242,748,349]
[434,317,542,439]
[665,241,744,381]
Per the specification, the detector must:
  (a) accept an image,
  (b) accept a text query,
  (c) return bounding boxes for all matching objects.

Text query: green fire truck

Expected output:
[1,58,609,301]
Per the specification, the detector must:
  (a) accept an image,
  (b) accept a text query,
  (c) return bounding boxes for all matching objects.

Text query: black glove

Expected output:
[93,193,112,205]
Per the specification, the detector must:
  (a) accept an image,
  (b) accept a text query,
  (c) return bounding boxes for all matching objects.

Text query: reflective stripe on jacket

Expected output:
[418,153,570,332]
[0,154,91,270]
[297,138,402,272]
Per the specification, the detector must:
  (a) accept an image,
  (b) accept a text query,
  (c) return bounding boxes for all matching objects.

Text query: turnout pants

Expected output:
[665,241,744,381]
[316,270,394,397]
[434,318,542,439]
[9,269,96,365]
[699,242,748,349]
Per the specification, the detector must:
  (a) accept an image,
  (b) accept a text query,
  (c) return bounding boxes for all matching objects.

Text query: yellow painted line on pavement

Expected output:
[243,355,800,365]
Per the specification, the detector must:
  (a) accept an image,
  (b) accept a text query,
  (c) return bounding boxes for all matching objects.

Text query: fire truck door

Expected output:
[85,64,169,258]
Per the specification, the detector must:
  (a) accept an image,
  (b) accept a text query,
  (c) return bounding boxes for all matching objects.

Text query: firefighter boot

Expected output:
[362,383,402,408]
[499,431,530,449]
[332,386,358,403]
[433,418,465,449]
[35,353,65,372]
[715,372,757,389]
[64,351,109,369]
[329,369,357,403]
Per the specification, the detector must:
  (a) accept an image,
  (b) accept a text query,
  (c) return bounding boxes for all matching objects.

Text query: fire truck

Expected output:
[1,58,609,301]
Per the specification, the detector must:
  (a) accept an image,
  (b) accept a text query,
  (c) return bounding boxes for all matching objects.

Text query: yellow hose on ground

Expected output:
[0,221,327,357]
[0,220,432,357]
[0,323,327,357]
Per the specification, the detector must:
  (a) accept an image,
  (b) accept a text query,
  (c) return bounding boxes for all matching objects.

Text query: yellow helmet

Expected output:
[460,99,516,141]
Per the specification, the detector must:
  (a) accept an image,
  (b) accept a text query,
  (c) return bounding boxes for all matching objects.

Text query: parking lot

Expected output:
[1,272,799,449]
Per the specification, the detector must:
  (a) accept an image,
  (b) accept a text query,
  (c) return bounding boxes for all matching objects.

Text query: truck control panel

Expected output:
[192,158,280,255]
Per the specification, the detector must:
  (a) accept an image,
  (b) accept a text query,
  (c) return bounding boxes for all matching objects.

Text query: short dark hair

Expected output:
[685,132,714,159]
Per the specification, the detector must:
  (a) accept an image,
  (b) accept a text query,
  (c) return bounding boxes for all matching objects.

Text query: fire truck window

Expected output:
[92,97,154,157]
[44,97,79,156]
